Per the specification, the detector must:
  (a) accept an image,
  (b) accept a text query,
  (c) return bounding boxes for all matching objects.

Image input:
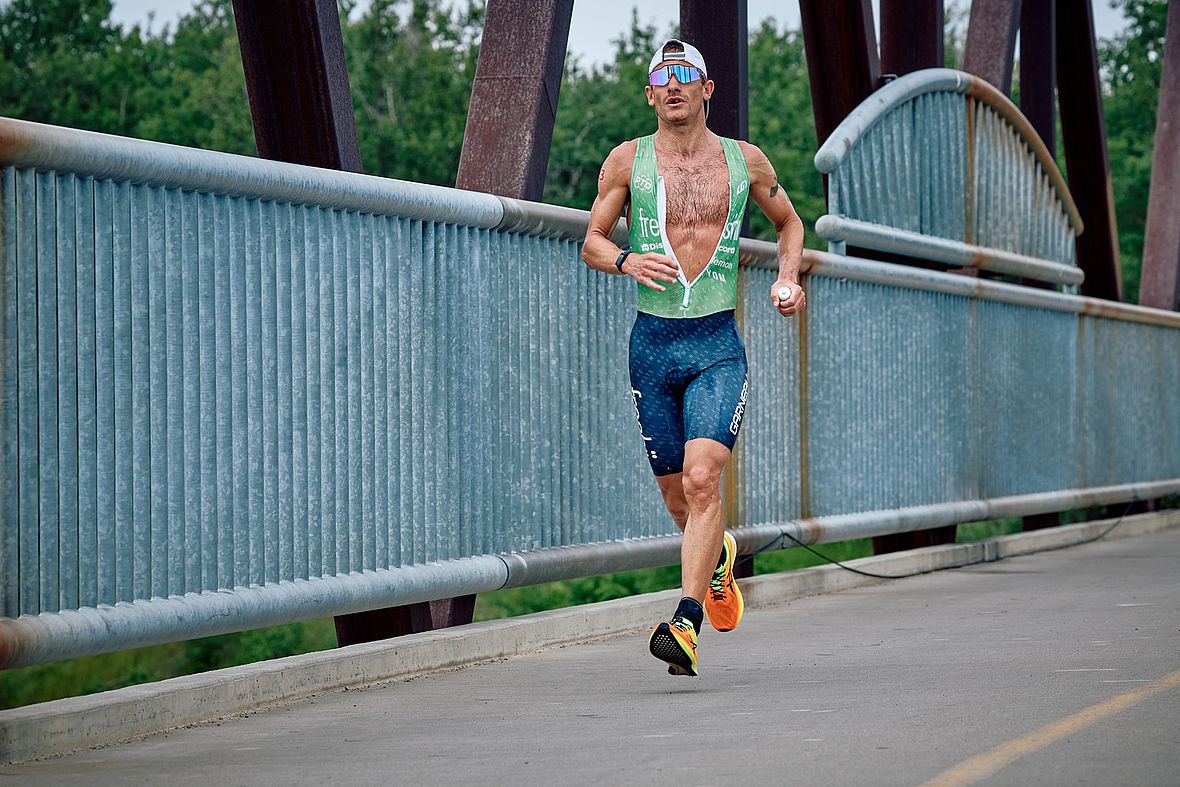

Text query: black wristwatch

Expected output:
[614,248,632,273]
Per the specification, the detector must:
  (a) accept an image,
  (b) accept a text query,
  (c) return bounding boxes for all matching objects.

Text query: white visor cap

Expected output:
[648,39,708,78]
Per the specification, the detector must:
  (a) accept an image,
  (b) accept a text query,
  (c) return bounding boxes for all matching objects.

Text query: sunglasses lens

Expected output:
[648,65,701,86]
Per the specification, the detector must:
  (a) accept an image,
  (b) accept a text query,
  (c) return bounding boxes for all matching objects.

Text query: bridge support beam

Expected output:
[963,0,1021,95]
[857,1,961,554]
[1140,0,1180,312]
[680,0,748,141]
[955,0,1020,280]
[802,1,949,272]
[455,0,574,201]
[1057,0,1122,301]
[880,0,943,78]
[1019,0,1056,158]
[1015,0,1059,530]
[449,0,573,618]
[799,0,880,164]
[1013,0,1058,296]
[233,0,362,172]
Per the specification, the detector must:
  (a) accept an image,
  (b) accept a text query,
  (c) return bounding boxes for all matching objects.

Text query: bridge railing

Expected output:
[814,69,1084,287]
[1,115,1179,668]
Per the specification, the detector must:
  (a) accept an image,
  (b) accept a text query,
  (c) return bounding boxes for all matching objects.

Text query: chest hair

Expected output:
[660,152,730,228]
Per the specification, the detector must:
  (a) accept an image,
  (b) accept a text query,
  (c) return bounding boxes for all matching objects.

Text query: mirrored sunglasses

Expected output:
[648,64,703,87]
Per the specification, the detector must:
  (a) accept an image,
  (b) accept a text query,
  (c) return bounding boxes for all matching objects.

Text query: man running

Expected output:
[581,39,806,676]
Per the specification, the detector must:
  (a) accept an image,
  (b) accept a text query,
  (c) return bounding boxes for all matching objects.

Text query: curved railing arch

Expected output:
[814,68,1083,285]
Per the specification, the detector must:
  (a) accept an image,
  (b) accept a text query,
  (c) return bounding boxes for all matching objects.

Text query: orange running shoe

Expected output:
[704,531,745,632]
[648,617,699,676]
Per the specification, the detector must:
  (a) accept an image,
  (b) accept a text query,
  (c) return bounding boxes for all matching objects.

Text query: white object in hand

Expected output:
[777,286,793,302]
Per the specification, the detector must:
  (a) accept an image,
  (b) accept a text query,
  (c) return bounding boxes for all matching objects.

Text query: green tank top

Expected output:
[628,134,749,318]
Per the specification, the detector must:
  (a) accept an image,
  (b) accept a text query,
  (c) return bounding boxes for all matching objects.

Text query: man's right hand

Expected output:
[622,252,680,291]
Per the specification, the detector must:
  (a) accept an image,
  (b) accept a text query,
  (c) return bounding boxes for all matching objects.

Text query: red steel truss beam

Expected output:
[1020,0,1056,157]
[799,0,880,150]
[1017,0,1056,296]
[880,0,944,77]
[963,0,1022,94]
[680,0,749,141]
[233,0,362,172]
[1140,0,1180,311]
[1057,0,1122,300]
[234,0,476,645]
[455,0,574,200]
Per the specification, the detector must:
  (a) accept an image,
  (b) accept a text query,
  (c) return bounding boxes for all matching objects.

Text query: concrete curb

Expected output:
[3,509,1178,763]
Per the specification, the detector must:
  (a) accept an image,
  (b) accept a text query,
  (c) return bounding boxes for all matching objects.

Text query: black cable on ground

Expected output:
[750,499,1140,581]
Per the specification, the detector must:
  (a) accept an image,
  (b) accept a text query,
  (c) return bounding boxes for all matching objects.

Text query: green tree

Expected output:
[1100,0,1168,304]
[0,0,152,134]
[343,0,482,184]
[133,0,254,155]
[0,0,252,152]
[747,19,824,247]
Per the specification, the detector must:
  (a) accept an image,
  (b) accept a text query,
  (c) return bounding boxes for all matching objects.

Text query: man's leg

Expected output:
[643,313,747,674]
[678,349,748,635]
[655,473,689,531]
[646,438,729,677]
[678,437,731,602]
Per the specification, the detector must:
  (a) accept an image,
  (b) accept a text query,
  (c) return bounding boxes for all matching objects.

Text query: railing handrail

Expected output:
[4,476,1178,668]
[746,246,1180,328]
[0,116,628,245]
[2,114,1174,329]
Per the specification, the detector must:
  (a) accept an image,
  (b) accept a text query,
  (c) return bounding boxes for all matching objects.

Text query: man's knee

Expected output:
[681,462,721,506]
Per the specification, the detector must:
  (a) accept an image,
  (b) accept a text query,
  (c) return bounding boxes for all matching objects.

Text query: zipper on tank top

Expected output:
[654,157,732,310]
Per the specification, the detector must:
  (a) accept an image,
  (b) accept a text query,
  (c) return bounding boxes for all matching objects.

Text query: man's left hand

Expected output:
[771,280,805,317]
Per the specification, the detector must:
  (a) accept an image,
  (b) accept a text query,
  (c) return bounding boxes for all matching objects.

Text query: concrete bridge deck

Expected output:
[3,522,1179,786]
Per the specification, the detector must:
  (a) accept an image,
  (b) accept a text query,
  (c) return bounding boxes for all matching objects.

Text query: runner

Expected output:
[581,39,806,676]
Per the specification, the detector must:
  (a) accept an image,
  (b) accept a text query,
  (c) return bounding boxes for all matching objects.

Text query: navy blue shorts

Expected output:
[628,310,749,477]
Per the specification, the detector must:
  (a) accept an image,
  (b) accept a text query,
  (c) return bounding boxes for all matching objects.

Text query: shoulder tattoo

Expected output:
[770,181,780,198]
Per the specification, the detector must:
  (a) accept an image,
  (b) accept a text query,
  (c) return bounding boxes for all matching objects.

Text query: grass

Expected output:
[0,619,340,711]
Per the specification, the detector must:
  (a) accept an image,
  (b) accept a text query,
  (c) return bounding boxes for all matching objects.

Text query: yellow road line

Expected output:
[921,667,1180,787]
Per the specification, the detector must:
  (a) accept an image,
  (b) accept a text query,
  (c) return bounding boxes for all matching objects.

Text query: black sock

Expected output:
[674,596,704,634]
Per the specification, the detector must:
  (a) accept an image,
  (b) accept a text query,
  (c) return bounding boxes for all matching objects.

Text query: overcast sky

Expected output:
[112,0,1130,69]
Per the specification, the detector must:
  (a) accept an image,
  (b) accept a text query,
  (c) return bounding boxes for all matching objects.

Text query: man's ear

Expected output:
[645,85,656,106]
[702,79,715,101]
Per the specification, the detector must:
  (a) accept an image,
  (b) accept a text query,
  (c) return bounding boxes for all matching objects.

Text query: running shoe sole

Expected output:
[648,622,698,677]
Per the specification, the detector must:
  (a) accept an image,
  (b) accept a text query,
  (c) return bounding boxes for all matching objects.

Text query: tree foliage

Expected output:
[341,0,482,182]
[1100,0,1169,304]
[0,0,144,134]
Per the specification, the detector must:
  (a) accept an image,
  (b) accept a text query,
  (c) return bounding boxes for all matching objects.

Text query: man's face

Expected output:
[645,59,714,125]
